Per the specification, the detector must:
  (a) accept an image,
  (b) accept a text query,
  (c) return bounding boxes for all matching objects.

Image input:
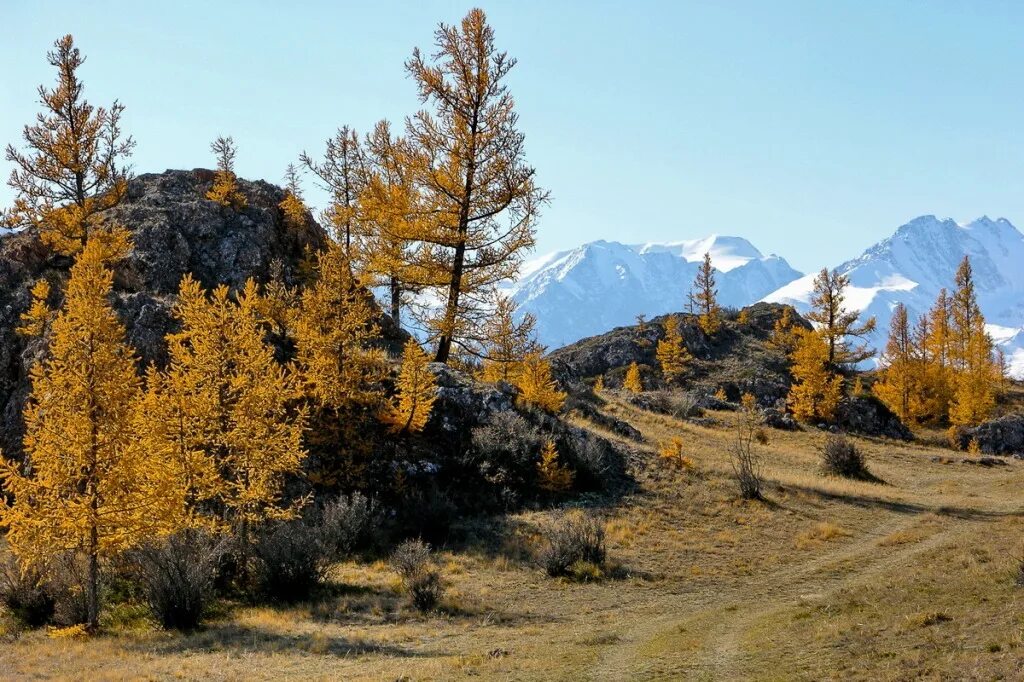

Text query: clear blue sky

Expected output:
[3,1,1023,272]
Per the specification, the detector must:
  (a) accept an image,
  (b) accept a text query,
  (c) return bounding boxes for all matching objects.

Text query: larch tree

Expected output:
[536,440,573,493]
[158,276,307,549]
[301,125,366,253]
[405,8,549,364]
[279,163,308,231]
[947,257,997,426]
[767,306,801,355]
[207,135,246,209]
[689,252,721,335]
[515,350,566,413]
[806,268,876,370]
[5,34,135,257]
[479,295,538,384]
[873,303,920,424]
[787,328,843,422]
[656,314,691,383]
[623,361,643,393]
[0,240,178,630]
[381,339,438,434]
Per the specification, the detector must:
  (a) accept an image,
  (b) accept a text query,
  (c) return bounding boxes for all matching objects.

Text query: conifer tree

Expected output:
[689,252,721,335]
[656,314,691,383]
[382,339,438,434]
[536,440,573,493]
[279,163,308,231]
[405,8,549,363]
[806,268,876,369]
[16,279,54,338]
[479,296,538,384]
[767,306,801,355]
[515,350,566,413]
[207,136,246,209]
[301,125,366,253]
[947,257,997,426]
[159,276,307,539]
[593,375,604,393]
[623,361,643,393]
[292,243,387,408]
[787,328,843,422]
[873,303,920,424]
[0,240,177,630]
[5,35,135,256]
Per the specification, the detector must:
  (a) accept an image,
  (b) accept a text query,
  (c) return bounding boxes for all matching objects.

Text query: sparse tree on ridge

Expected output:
[207,136,246,209]
[5,34,135,256]
[689,252,721,335]
[404,8,549,364]
[806,267,875,370]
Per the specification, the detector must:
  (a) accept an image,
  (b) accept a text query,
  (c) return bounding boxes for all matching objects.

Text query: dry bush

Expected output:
[124,530,225,631]
[731,394,764,500]
[390,539,443,611]
[820,434,870,479]
[0,555,56,628]
[540,512,607,579]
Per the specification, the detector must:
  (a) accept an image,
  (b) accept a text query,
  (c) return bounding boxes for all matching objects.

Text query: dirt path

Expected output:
[589,511,975,681]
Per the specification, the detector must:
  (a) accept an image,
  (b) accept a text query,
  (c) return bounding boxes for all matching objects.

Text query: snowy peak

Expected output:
[509,235,802,349]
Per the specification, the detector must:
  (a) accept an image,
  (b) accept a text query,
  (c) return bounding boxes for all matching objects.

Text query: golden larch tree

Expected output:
[515,350,566,413]
[381,339,438,434]
[656,314,691,383]
[479,295,538,384]
[301,125,366,253]
[787,328,843,422]
[768,305,801,355]
[0,240,179,630]
[623,361,643,393]
[405,8,549,363]
[689,252,721,335]
[947,257,997,426]
[207,136,247,209]
[5,35,135,256]
[159,276,307,540]
[536,439,573,493]
[806,268,876,369]
[279,163,308,231]
[873,303,921,424]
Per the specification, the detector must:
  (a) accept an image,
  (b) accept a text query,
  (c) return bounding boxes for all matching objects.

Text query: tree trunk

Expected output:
[434,239,466,364]
[390,276,401,329]
[87,519,99,631]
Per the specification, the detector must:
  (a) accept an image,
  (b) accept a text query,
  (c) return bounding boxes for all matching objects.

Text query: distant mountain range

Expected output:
[508,216,1024,377]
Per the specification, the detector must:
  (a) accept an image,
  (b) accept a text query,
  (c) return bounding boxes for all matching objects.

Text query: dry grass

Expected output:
[3,393,1024,680]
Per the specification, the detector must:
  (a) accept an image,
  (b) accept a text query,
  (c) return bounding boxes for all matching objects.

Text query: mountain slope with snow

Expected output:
[762,215,1024,376]
[508,236,802,348]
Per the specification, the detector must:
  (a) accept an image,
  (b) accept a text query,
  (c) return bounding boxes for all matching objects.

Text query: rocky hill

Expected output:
[0,169,331,455]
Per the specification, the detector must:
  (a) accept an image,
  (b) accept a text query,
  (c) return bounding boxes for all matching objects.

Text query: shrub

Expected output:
[0,555,56,628]
[540,512,607,578]
[124,530,225,631]
[320,492,378,555]
[731,394,764,500]
[390,539,443,611]
[470,410,543,495]
[820,435,870,479]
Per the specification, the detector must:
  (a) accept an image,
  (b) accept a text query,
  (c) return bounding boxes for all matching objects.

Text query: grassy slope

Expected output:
[3,394,1024,681]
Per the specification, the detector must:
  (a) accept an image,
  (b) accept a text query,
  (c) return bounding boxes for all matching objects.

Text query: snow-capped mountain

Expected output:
[762,215,1024,377]
[507,236,802,348]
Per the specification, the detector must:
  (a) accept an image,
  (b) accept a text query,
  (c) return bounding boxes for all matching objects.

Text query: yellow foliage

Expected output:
[279,163,308,231]
[689,252,721,335]
[768,306,801,355]
[515,350,566,413]
[593,375,604,393]
[737,308,750,325]
[806,268,876,367]
[206,136,247,209]
[480,296,538,384]
[1,239,181,629]
[292,244,387,408]
[714,387,728,402]
[787,328,843,422]
[17,279,53,338]
[658,437,694,470]
[623,362,643,393]
[381,339,437,434]
[656,314,691,383]
[537,440,574,493]
[873,303,922,424]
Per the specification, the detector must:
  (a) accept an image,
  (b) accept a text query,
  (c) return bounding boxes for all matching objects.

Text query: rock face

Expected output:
[548,302,806,407]
[834,395,913,441]
[0,169,330,456]
[956,413,1024,455]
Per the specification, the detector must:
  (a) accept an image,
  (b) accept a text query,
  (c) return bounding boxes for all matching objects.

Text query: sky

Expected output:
[2,1,1024,273]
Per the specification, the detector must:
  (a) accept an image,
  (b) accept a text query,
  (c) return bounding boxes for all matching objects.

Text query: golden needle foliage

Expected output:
[787,328,843,422]
[0,239,180,629]
[806,268,876,369]
[206,135,247,210]
[515,350,566,413]
[656,314,691,383]
[4,35,135,256]
[382,339,438,434]
[279,163,308,231]
[480,296,538,384]
[536,439,573,493]
[623,362,643,393]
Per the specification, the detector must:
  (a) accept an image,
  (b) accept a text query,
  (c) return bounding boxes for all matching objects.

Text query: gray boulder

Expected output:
[956,413,1024,455]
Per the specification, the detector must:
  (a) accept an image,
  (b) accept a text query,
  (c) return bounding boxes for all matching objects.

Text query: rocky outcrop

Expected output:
[0,169,355,456]
[834,395,913,441]
[955,413,1024,456]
